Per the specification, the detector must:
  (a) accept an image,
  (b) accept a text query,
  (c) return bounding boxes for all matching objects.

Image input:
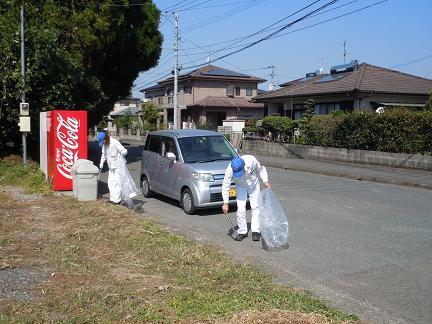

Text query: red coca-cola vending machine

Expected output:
[46,110,88,190]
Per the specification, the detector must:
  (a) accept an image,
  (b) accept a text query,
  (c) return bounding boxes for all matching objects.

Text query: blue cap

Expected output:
[96,132,105,148]
[231,157,245,178]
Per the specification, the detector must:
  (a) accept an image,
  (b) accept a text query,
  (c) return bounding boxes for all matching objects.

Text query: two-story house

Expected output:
[140,65,266,129]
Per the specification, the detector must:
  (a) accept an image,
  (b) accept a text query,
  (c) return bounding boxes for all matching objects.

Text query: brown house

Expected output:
[140,65,266,129]
[253,61,432,119]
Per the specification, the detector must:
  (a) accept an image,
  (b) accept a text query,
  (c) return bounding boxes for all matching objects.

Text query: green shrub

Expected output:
[299,108,432,155]
[242,126,258,134]
[261,116,293,141]
[300,114,345,146]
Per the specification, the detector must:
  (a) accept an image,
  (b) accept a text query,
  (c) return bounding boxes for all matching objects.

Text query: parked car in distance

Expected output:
[140,129,238,214]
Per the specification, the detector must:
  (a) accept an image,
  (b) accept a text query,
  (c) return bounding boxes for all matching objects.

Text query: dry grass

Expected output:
[0,187,358,323]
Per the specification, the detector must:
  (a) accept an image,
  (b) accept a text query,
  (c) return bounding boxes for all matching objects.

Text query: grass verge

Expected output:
[0,157,359,323]
[0,155,51,194]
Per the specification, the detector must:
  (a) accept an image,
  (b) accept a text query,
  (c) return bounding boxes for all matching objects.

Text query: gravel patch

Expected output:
[2,187,43,201]
[0,266,52,302]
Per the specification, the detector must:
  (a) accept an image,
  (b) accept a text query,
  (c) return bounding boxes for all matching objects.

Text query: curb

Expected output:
[264,162,432,191]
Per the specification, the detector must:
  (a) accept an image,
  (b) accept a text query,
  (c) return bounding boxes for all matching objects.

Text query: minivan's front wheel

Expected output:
[181,188,196,215]
[141,176,153,198]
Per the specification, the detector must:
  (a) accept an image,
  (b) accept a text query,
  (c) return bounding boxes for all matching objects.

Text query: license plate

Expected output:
[229,188,236,197]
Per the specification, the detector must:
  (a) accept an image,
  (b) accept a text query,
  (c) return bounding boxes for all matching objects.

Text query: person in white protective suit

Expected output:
[97,132,131,205]
[222,155,271,241]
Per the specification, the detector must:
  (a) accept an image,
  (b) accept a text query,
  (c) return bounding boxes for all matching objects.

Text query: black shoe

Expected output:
[252,232,261,241]
[235,233,248,241]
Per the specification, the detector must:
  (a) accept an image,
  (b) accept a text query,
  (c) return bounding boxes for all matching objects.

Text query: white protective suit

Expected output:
[99,137,128,203]
[222,155,269,235]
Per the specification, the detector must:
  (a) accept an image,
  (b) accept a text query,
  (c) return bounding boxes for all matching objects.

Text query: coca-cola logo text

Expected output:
[56,114,80,180]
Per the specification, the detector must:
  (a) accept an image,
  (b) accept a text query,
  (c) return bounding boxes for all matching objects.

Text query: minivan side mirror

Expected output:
[166,152,176,161]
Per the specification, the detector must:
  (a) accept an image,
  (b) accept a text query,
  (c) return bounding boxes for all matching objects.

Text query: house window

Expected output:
[226,85,234,97]
[235,87,240,96]
[183,86,192,94]
[246,87,253,96]
[314,103,341,115]
[277,103,284,116]
[294,110,305,120]
[158,97,163,105]
[168,96,173,104]
[293,104,305,120]
[166,89,173,96]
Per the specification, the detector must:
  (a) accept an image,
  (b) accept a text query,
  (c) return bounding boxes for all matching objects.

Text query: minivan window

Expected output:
[161,137,178,160]
[178,136,237,163]
[148,135,162,154]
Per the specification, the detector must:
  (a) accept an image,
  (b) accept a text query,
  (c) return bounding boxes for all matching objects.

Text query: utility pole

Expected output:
[173,11,179,129]
[207,45,211,63]
[20,4,28,168]
[268,65,276,91]
[343,40,347,64]
[320,57,324,74]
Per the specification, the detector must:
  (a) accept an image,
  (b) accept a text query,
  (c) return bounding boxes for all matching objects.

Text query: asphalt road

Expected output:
[90,141,432,323]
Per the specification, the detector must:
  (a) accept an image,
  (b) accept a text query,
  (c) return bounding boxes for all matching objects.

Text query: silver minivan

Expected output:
[140,129,238,214]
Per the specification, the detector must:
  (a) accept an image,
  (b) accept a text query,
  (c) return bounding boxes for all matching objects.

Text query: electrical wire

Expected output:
[179,0,388,70]
[389,53,432,69]
[179,0,258,12]
[182,0,341,70]
[182,0,267,32]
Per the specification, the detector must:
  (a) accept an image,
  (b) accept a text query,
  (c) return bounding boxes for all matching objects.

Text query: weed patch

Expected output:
[0,156,51,194]
[0,189,358,323]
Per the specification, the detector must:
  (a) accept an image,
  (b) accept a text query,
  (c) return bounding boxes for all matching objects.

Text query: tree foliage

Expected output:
[0,0,162,154]
[141,101,160,131]
[261,115,293,141]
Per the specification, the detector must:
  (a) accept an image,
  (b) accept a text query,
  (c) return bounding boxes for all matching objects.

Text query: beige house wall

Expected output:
[146,79,259,108]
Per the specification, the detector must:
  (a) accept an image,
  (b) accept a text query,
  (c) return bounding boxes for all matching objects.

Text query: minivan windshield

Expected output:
[178,136,237,163]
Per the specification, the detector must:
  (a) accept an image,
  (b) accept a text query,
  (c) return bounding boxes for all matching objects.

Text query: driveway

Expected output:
[90,141,432,323]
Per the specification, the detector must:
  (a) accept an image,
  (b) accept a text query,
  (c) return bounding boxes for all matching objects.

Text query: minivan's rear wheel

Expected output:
[181,188,196,214]
[141,176,153,198]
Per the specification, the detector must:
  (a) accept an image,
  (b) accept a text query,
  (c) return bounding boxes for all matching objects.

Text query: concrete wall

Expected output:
[241,140,432,171]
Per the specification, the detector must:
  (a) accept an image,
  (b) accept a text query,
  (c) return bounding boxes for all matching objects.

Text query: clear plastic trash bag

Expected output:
[117,156,140,209]
[258,188,289,251]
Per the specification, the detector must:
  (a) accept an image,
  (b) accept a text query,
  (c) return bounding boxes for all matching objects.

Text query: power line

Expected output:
[179,0,212,11]
[134,0,389,90]
[182,0,341,70]
[182,0,267,32]
[162,0,192,12]
[180,0,388,69]
[179,0,258,12]
[389,53,432,69]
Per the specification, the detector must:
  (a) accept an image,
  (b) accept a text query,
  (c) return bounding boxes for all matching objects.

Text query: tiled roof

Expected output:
[254,63,432,101]
[188,96,264,109]
[141,65,266,92]
[110,107,140,116]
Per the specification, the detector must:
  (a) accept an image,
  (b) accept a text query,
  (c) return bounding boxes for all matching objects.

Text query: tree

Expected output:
[0,0,162,154]
[114,111,136,130]
[141,101,160,131]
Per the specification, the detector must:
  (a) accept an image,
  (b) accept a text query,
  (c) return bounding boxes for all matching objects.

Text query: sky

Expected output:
[131,0,432,97]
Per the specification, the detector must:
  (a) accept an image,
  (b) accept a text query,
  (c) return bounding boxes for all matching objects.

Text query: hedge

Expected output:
[301,109,432,155]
